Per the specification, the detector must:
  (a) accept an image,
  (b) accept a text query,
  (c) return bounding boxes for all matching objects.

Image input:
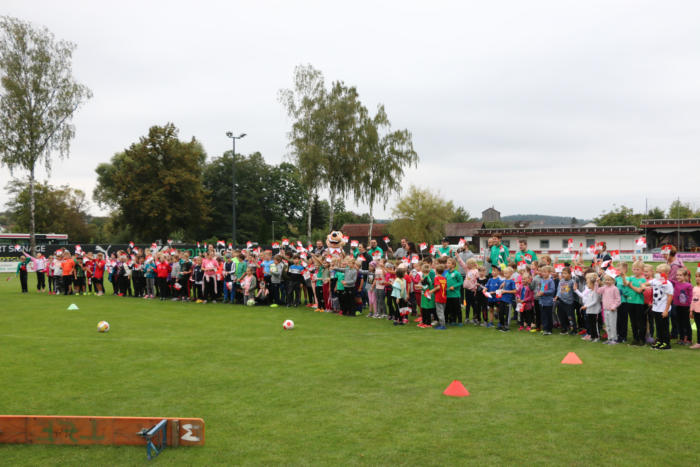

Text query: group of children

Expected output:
[15,237,700,351]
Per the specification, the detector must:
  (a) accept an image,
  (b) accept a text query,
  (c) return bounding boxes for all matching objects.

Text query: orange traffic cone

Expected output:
[561,352,583,365]
[443,380,470,397]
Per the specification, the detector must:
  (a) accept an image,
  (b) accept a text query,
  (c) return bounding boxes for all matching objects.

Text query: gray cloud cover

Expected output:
[2,0,699,221]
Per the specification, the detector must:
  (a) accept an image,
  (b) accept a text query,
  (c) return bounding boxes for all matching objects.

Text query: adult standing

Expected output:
[514,239,537,265]
[367,239,384,261]
[594,242,612,270]
[388,238,409,260]
[435,237,454,258]
[489,234,509,273]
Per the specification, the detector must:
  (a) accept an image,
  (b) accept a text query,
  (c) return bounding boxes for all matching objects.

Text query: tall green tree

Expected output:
[646,206,665,219]
[388,186,464,245]
[202,152,305,244]
[667,200,695,219]
[5,179,96,241]
[0,16,92,254]
[355,104,418,243]
[94,123,210,241]
[593,205,643,226]
[278,64,328,240]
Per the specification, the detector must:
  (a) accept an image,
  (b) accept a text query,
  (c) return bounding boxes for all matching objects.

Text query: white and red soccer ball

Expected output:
[283,319,294,330]
[97,321,110,333]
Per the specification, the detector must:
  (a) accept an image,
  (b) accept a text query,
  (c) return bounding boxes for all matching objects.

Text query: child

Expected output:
[642,264,655,344]
[287,256,305,307]
[537,266,556,335]
[144,256,156,298]
[430,264,447,330]
[132,256,145,298]
[649,264,674,350]
[384,262,397,320]
[555,267,576,335]
[457,257,479,324]
[530,263,543,332]
[268,255,284,307]
[255,280,270,305]
[598,274,622,345]
[690,274,700,349]
[485,267,503,328]
[615,263,630,343]
[497,267,516,332]
[671,268,693,345]
[242,266,258,303]
[391,268,408,325]
[366,262,377,317]
[156,254,171,300]
[576,273,602,342]
[517,273,535,331]
[419,263,435,328]
[475,266,489,325]
[445,258,464,326]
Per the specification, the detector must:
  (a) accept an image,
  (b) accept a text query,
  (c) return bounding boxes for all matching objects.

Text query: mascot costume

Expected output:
[318,231,346,312]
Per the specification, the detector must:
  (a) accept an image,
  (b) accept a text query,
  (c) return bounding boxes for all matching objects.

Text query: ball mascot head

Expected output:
[326,230,346,257]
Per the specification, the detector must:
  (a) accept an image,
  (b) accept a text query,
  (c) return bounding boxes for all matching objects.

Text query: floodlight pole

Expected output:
[226,132,246,247]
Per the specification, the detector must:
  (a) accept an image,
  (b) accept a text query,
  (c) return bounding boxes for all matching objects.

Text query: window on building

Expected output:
[562,239,569,249]
[586,239,595,247]
[540,239,549,249]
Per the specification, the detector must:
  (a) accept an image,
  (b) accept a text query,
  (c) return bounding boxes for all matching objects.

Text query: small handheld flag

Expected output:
[383,236,390,244]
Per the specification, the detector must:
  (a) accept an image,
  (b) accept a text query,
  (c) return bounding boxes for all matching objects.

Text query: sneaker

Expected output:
[413,317,422,323]
[529,327,538,333]
[689,343,700,349]
[608,341,617,345]
[480,322,488,327]
[560,330,568,335]
[591,338,600,343]
[582,335,592,341]
[519,326,524,331]
[578,329,587,335]
[431,321,438,326]
[658,342,671,350]
[486,322,494,328]
[270,304,279,308]
[434,325,447,330]
[543,331,552,335]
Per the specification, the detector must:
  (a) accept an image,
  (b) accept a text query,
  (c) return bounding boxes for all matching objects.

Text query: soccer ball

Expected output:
[97,321,110,333]
[283,319,294,330]
[246,298,255,306]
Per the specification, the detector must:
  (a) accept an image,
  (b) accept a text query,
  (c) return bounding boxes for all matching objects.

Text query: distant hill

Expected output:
[500,214,591,226]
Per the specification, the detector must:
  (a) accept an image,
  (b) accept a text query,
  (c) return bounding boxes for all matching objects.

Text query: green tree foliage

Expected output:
[93,123,210,242]
[388,186,464,244]
[278,64,328,240]
[355,104,417,243]
[646,206,665,219]
[5,179,95,241]
[202,152,305,244]
[667,200,696,219]
[450,206,474,223]
[0,16,91,254]
[593,205,643,226]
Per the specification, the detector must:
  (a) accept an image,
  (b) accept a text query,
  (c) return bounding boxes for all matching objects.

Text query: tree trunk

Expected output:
[306,188,313,241]
[29,166,36,256]
[328,186,336,231]
[367,202,374,246]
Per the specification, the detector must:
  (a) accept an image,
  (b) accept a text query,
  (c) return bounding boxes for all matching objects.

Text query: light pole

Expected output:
[225,131,246,247]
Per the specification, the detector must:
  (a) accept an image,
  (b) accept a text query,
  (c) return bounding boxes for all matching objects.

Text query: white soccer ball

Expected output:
[246,298,256,306]
[97,320,110,333]
[283,319,294,330]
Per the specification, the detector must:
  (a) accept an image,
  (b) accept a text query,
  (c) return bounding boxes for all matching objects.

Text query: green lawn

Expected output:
[1,273,699,466]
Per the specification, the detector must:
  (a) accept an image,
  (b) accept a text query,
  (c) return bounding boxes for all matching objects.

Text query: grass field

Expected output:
[1,272,699,466]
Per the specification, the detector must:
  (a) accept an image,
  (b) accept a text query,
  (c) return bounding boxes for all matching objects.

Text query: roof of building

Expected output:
[477,225,639,236]
[339,223,388,237]
[444,222,485,237]
[640,218,700,228]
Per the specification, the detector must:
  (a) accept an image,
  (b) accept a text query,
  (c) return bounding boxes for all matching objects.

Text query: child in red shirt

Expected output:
[430,264,447,330]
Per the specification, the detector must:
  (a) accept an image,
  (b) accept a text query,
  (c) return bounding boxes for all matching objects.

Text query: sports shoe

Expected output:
[658,342,671,350]
[582,335,592,341]
[560,330,568,335]
[591,338,600,343]
[519,326,524,331]
[414,317,422,323]
[486,322,494,328]
[608,341,617,345]
[578,329,587,335]
[689,343,700,349]
[270,304,279,308]
[434,325,446,330]
[529,327,538,333]
[543,331,552,335]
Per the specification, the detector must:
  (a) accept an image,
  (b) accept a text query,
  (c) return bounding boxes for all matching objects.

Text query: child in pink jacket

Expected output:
[597,274,622,345]
[690,274,700,349]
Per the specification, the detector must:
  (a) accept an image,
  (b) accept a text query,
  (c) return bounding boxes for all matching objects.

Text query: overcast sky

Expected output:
[3,0,700,221]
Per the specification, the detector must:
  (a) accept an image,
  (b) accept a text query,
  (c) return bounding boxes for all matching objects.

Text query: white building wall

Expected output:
[480,234,639,255]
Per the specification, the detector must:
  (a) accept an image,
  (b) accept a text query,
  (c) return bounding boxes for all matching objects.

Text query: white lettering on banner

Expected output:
[554,253,653,262]
[0,262,36,273]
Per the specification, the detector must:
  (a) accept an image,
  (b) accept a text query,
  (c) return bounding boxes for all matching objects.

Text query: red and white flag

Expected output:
[383,236,390,244]
[661,244,673,254]
[635,236,647,249]
[151,242,158,250]
[517,260,527,270]
[196,241,201,248]
[272,242,280,249]
[217,240,225,247]
[458,238,465,247]
[129,241,134,249]
[167,239,172,245]
[342,235,349,243]
[600,260,612,268]
[482,289,492,299]
[132,247,139,255]
[228,243,233,249]
[419,242,427,251]
[430,245,436,255]
[300,251,308,259]
[554,263,565,273]
[75,244,82,252]
[605,267,619,278]
[350,240,358,248]
[282,238,289,246]
[610,250,620,261]
[307,244,313,252]
[586,244,597,255]
[568,238,574,249]
[411,254,419,264]
[246,241,252,249]
[573,265,583,276]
